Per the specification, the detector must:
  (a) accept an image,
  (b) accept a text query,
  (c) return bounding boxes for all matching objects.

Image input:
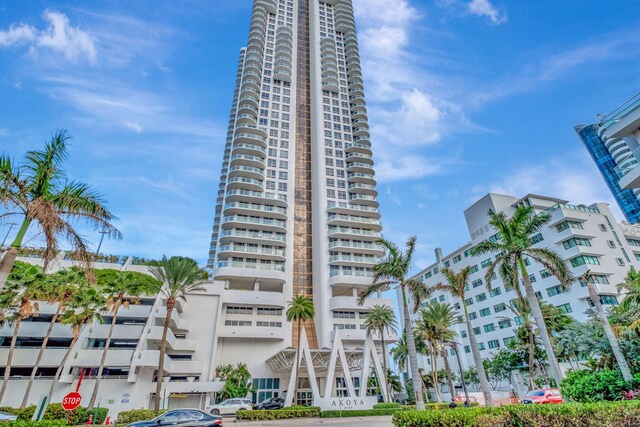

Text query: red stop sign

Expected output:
[62,392,82,411]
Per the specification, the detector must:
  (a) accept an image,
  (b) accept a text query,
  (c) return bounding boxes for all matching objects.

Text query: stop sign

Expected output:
[62,392,82,411]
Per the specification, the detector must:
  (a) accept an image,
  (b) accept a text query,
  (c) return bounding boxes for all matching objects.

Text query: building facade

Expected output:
[206,0,392,407]
[404,193,640,385]
[576,92,640,221]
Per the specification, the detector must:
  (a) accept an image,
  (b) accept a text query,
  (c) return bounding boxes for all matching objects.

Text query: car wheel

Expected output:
[211,409,220,415]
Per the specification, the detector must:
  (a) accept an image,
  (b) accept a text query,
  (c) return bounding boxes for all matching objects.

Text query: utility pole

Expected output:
[95,230,109,255]
[1,222,18,249]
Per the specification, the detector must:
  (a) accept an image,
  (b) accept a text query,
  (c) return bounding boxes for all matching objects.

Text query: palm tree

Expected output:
[0,261,43,403]
[504,298,537,388]
[286,295,315,405]
[149,256,208,411]
[362,305,397,402]
[45,285,105,411]
[359,237,428,409]
[618,267,640,331]
[434,267,494,406]
[472,205,572,386]
[582,270,632,380]
[0,130,121,289]
[415,302,460,402]
[390,332,428,378]
[87,269,161,409]
[21,267,86,407]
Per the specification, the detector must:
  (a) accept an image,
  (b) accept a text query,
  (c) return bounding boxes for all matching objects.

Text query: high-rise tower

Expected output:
[207,0,394,407]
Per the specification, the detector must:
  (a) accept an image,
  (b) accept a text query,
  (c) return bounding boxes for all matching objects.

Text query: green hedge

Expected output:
[0,406,36,422]
[373,402,403,409]
[392,401,640,427]
[320,408,405,418]
[5,421,68,427]
[1,405,106,425]
[401,402,479,411]
[560,369,640,402]
[116,410,167,424]
[236,407,320,420]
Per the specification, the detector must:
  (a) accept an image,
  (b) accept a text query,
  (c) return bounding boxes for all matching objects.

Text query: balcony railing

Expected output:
[544,203,600,215]
[613,148,640,179]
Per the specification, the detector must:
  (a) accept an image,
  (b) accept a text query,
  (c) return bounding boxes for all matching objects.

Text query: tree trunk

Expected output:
[0,316,22,404]
[88,296,121,409]
[293,318,302,406]
[430,348,442,402]
[518,258,563,387]
[380,328,390,402]
[22,302,64,407]
[440,346,456,401]
[154,300,174,411]
[587,283,633,380]
[401,287,425,409]
[0,219,31,291]
[45,332,80,409]
[464,302,493,406]
[526,324,536,390]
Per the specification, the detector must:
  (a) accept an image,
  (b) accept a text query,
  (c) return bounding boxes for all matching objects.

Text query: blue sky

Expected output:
[1,0,639,269]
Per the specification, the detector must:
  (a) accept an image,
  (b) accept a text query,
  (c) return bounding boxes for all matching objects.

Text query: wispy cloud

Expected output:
[0,10,97,63]
[467,0,507,25]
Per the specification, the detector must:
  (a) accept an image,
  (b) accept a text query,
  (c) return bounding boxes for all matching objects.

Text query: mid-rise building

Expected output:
[576,92,640,222]
[404,193,640,386]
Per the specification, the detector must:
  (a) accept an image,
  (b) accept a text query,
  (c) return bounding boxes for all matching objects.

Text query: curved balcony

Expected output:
[219,324,285,340]
[248,30,266,45]
[244,55,263,70]
[222,215,286,232]
[255,0,277,14]
[229,154,264,169]
[323,82,339,93]
[353,128,369,139]
[346,142,372,155]
[346,161,374,174]
[275,49,292,60]
[238,102,258,116]
[241,78,260,94]
[219,229,286,244]
[349,93,365,104]
[228,165,264,180]
[351,118,369,129]
[232,142,266,158]
[236,124,268,140]
[346,152,374,165]
[329,270,373,287]
[349,193,379,207]
[236,112,258,125]
[348,73,363,85]
[274,69,292,82]
[218,245,286,261]
[250,20,266,34]
[328,214,382,231]
[330,296,393,312]
[347,172,376,185]
[240,86,261,101]
[244,62,262,76]
[327,201,380,219]
[328,240,385,256]
[247,40,264,54]
[225,189,287,206]
[348,183,378,197]
[214,260,285,282]
[221,288,287,308]
[224,201,287,219]
[350,102,367,112]
[239,95,259,108]
[251,10,268,25]
[335,19,356,33]
[329,255,378,267]
[276,26,294,37]
[329,226,381,240]
[227,176,263,192]
[274,62,292,75]
[346,64,362,77]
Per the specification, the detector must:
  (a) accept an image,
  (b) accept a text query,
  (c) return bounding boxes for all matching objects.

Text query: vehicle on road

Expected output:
[254,397,285,410]
[0,411,17,421]
[207,398,253,415]
[127,409,222,427]
[520,388,563,404]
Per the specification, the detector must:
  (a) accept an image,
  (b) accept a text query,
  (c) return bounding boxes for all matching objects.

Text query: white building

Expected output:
[0,0,392,415]
[404,193,640,383]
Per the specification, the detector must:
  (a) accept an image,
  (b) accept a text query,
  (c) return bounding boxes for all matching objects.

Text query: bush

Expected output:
[560,370,640,402]
[392,401,640,427]
[320,408,405,418]
[235,407,320,420]
[41,405,107,425]
[116,410,166,424]
[6,421,68,427]
[0,407,36,422]
[373,402,402,409]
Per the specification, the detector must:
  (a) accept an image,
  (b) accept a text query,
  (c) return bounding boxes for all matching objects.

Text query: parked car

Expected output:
[206,398,253,415]
[127,409,222,427]
[254,397,285,410]
[520,388,563,404]
[0,411,17,421]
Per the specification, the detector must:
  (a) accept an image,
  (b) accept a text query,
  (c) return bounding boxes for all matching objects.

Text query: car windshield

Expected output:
[527,391,545,396]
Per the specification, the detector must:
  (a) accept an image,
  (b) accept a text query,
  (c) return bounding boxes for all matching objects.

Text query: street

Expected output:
[232,415,393,427]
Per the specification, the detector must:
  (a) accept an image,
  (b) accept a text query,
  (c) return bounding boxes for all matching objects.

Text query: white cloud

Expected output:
[0,10,96,63]
[467,0,507,25]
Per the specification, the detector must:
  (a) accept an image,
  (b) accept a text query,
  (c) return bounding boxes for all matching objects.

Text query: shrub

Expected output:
[373,402,402,409]
[116,410,166,424]
[235,407,320,420]
[560,369,640,402]
[320,408,405,418]
[42,405,106,425]
[0,406,36,422]
[5,421,68,427]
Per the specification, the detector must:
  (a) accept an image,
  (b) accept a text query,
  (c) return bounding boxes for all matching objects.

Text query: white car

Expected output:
[0,411,17,421]
[207,398,252,415]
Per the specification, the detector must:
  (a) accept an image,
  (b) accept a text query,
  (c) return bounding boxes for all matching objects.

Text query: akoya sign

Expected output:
[313,396,378,411]
[61,392,82,411]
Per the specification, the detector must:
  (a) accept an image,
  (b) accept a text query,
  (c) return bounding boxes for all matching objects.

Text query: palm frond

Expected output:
[357,280,392,305]
[527,247,575,290]
[405,278,428,312]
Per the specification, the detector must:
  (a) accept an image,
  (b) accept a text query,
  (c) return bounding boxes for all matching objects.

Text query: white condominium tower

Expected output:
[207,0,392,406]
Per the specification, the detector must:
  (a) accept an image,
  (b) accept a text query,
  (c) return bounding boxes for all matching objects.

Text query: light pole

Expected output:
[1,222,18,249]
[95,230,109,255]
[449,341,469,405]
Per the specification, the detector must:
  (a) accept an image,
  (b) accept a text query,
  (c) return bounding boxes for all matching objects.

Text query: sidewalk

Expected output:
[232,415,393,426]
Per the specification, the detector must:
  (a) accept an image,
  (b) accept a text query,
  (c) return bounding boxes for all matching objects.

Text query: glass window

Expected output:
[479,308,491,317]
[530,233,544,244]
[483,323,495,332]
[556,303,572,313]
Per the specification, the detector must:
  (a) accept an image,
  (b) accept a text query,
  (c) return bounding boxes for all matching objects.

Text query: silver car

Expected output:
[0,411,17,421]
[206,398,252,415]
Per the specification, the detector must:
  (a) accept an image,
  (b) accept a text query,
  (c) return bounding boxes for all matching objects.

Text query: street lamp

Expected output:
[1,222,18,249]
[448,341,469,406]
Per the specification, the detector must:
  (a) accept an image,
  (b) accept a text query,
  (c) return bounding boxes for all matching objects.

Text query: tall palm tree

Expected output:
[362,305,397,402]
[149,256,208,411]
[286,295,315,405]
[434,267,494,406]
[87,269,161,409]
[415,302,460,402]
[472,205,572,387]
[45,285,105,411]
[21,267,86,407]
[390,332,428,377]
[0,130,121,289]
[582,270,632,380]
[504,298,537,388]
[359,237,428,409]
[618,267,640,331]
[0,261,43,404]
